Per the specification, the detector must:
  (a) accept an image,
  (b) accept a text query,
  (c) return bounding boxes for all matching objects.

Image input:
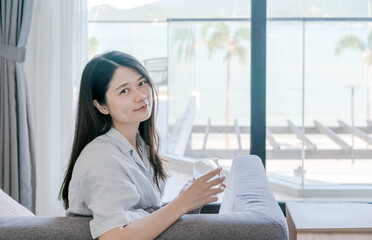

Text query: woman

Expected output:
[59,51,225,240]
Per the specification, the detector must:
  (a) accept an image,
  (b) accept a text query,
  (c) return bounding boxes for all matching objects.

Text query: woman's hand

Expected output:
[100,168,226,240]
[100,168,225,240]
[175,167,226,213]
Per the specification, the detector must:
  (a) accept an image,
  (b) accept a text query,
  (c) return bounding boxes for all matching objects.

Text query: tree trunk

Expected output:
[226,54,231,148]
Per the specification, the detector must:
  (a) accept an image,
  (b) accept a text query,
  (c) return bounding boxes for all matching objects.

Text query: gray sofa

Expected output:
[0,155,288,240]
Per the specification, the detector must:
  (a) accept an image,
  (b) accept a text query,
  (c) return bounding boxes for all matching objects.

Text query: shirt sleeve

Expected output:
[80,164,150,239]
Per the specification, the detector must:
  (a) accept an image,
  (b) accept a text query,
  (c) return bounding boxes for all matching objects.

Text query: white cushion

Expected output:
[0,189,34,216]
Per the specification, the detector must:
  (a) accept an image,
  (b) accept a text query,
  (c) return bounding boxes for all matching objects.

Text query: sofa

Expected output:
[0,155,288,239]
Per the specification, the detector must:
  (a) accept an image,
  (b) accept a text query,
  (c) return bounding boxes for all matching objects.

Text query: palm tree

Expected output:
[170,26,198,91]
[334,29,372,120]
[201,22,250,147]
[172,26,197,65]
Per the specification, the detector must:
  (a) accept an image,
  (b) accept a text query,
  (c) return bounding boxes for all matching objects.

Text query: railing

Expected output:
[174,119,372,159]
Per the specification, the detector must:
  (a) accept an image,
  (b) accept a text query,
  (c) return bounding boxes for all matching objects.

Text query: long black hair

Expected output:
[59,51,167,209]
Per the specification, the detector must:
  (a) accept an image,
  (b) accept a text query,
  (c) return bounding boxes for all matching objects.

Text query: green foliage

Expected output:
[88,36,99,59]
[368,29,372,50]
[202,23,230,58]
[335,29,372,66]
[171,22,250,67]
[334,35,365,55]
[335,28,372,120]
[200,22,250,127]
[172,27,196,64]
[201,22,250,66]
[234,28,251,42]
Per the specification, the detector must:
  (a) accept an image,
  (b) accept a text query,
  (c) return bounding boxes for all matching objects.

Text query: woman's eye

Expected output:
[139,80,148,86]
[121,89,128,94]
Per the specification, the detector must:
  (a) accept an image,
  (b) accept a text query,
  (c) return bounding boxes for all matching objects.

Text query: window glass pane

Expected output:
[168,21,250,159]
[88,22,167,60]
[267,1,372,202]
[268,0,372,18]
[166,20,251,201]
[88,1,251,203]
[88,0,250,21]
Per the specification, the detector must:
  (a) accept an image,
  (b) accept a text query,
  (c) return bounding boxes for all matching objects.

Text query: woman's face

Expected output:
[96,66,152,130]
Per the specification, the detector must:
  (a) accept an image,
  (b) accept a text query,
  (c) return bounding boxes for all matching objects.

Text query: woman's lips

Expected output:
[135,105,148,111]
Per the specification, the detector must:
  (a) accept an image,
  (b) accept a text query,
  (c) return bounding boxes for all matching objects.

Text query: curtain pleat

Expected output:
[8,60,19,201]
[0,58,3,191]
[0,0,35,212]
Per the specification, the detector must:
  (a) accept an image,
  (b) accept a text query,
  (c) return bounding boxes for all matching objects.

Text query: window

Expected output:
[87,0,372,203]
[88,0,251,202]
[266,0,372,201]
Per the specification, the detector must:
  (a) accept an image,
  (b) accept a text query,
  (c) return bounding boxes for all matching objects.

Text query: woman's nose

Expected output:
[134,91,146,102]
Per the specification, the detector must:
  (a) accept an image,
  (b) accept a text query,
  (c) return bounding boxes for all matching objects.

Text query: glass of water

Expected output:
[193,158,222,181]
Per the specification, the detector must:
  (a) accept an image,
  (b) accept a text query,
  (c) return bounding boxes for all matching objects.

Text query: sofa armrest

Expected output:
[158,155,288,240]
[221,155,285,213]
[157,211,286,240]
[0,216,93,240]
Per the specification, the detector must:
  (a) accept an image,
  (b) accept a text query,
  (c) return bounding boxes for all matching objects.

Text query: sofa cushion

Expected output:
[0,189,34,216]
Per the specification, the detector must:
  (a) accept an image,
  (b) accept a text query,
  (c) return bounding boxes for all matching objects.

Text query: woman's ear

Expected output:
[93,100,109,115]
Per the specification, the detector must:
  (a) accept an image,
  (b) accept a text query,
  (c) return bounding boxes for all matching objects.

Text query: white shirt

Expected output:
[66,127,166,239]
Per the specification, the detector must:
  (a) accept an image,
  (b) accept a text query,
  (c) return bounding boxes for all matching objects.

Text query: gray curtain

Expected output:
[0,0,36,212]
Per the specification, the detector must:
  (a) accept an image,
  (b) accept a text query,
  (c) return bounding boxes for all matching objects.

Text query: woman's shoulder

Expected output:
[74,134,127,173]
[84,133,114,152]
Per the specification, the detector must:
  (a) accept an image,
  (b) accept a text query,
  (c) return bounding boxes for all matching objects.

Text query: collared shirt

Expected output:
[66,127,166,239]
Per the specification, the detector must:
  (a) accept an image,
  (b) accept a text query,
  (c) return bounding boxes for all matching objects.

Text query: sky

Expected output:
[87,0,159,10]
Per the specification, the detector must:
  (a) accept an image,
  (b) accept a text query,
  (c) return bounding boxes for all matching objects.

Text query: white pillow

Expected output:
[0,189,34,216]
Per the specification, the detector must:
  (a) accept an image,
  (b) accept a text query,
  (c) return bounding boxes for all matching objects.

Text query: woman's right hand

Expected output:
[175,167,226,213]
[100,168,225,240]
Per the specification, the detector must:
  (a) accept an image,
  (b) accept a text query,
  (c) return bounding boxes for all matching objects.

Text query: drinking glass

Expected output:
[193,158,222,181]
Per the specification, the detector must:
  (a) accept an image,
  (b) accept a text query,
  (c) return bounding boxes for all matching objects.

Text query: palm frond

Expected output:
[201,22,230,58]
[232,44,247,66]
[233,27,251,42]
[88,36,99,58]
[201,22,215,38]
[201,22,249,67]
[172,27,196,64]
[209,30,228,48]
[364,50,372,67]
[334,35,365,55]
[368,28,372,50]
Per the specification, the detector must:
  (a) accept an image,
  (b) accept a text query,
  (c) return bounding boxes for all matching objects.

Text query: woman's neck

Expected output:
[113,123,139,149]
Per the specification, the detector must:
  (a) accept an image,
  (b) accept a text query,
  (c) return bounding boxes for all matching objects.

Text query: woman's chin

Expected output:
[139,113,152,122]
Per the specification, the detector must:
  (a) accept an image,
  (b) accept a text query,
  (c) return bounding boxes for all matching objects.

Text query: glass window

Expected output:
[165,20,251,202]
[266,0,372,202]
[87,0,372,204]
[268,0,371,18]
[88,0,250,21]
[167,20,251,156]
[87,1,252,203]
